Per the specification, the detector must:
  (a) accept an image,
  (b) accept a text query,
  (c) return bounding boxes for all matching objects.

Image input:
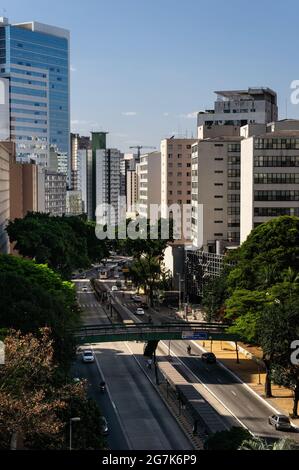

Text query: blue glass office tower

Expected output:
[0,18,70,165]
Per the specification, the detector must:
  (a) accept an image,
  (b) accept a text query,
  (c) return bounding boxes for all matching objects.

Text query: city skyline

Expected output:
[4,0,299,151]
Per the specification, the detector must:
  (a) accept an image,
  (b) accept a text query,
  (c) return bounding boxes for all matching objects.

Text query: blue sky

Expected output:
[6,0,299,151]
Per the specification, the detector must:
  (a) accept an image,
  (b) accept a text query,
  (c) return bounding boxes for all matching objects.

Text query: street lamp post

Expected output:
[69,417,81,451]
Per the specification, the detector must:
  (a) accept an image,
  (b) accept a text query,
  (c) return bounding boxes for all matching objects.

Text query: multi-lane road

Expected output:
[73,263,299,449]
[73,276,193,450]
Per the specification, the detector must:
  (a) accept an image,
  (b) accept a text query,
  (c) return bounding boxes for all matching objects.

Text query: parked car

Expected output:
[111,285,118,292]
[82,350,95,363]
[268,414,293,431]
[100,416,109,435]
[82,286,88,292]
[140,302,149,309]
[136,307,145,316]
[201,352,216,364]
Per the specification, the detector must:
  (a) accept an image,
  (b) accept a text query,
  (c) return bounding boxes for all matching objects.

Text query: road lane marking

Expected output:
[189,340,282,416]
[160,340,252,434]
[92,345,132,450]
[231,391,237,397]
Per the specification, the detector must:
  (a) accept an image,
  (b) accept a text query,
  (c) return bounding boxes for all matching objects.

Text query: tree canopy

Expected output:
[7,212,109,278]
[0,254,80,367]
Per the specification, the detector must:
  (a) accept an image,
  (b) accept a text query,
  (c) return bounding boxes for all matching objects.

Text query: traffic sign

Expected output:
[181,331,208,340]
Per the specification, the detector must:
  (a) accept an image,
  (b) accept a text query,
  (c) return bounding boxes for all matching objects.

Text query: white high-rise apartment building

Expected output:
[138,151,161,219]
[96,148,121,225]
[191,127,242,252]
[240,120,299,242]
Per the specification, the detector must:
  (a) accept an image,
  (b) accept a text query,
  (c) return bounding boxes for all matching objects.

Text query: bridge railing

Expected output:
[73,321,230,338]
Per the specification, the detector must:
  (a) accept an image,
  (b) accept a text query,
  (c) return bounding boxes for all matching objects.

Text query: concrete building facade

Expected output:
[138,151,161,219]
[191,129,242,252]
[240,120,299,242]
[197,88,278,131]
[161,138,195,244]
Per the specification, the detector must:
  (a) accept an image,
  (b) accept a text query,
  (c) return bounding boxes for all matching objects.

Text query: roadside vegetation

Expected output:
[202,216,299,415]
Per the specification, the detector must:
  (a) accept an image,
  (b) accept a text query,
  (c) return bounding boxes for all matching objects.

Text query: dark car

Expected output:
[201,352,216,364]
[140,302,149,309]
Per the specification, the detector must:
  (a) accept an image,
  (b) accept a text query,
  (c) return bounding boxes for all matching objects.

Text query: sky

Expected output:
[5,0,299,151]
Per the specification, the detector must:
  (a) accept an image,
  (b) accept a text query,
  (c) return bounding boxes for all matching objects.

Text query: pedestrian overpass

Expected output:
[74,321,239,344]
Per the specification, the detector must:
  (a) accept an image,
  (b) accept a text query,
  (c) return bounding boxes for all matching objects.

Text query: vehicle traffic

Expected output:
[201,352,217,364]
[268,414,293,431]
[82,350,95,363]
[135,307,145,316]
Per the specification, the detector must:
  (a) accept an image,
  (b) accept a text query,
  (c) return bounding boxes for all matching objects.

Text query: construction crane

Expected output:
[129,145,156,162]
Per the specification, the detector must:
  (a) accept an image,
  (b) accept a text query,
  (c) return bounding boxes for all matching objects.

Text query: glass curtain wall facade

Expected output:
[0,20,69,166]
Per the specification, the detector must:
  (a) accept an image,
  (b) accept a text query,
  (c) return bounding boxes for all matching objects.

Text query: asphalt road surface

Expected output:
[74,273,193,450]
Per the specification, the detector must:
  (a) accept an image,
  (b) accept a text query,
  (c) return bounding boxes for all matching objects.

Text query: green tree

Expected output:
[204,426,251,450]
[0,254,80,367]
[257,301,299,404]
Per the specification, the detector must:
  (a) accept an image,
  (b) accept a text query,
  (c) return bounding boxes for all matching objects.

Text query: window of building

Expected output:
[228,194,240,203]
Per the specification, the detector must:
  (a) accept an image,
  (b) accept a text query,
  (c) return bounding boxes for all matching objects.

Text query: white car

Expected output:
[82,350,95,363]
[111,285,118,292]
[136,307,145,316]
[82,286,88,292]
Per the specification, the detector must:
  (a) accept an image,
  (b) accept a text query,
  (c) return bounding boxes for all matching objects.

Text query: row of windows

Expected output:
[254,190,299,201]
[228,169,240,177]
[12,108,47,116]
[228,207,240,215]
[228,194,240,203]
[12,125,47,133]
[228,182,240,190]
[254,156,299,167]
[11,67,47,78]
[228,144,241,152]
[14,60,68,75]
[11,98,47,107]
[254,207,299,217]
[255,138,299,150]
[11,76,47,87]
[11,39,68,59]
[254,173,299,184]
[11,85,47,98]
[11,49,68,68]
[11,117,47,125]
[228,156,240,165]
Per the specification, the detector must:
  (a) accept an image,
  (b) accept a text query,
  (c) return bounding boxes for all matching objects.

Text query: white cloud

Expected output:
[179,111,198,119]
[122,111,137,116]
[163,112,170,116]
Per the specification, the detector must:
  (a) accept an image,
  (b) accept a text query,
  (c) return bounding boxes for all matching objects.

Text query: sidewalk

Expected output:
[195,338,298,423]
[152,304,298,422]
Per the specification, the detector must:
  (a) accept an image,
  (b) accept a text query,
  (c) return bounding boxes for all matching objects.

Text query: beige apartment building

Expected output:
[240,120,299,242]
[138,151,161,219]
[126,168,139,215]
[191,127,242,252]
[161,138,195,244]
